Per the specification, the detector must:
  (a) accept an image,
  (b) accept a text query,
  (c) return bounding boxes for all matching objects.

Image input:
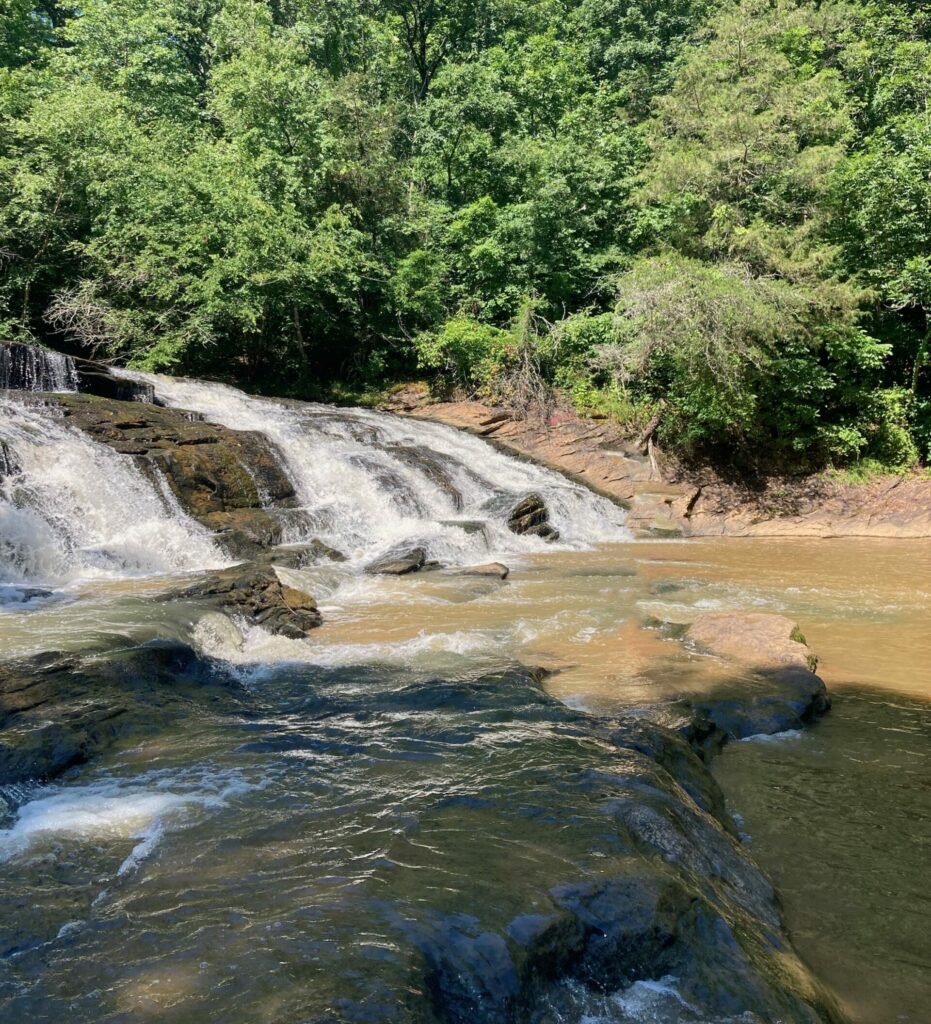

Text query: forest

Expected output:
[2,0,930,471]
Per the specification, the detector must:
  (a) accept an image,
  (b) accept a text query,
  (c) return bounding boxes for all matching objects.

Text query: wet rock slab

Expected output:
[48,393,301,559]
[681,612,830,749]
[0,648,844,1023]
[0,643,238,789]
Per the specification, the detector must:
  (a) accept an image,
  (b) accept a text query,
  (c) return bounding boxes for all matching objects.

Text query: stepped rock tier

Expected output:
[0,345,846,1023]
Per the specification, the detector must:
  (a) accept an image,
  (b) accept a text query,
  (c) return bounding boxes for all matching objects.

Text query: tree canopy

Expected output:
[1,0,929,469]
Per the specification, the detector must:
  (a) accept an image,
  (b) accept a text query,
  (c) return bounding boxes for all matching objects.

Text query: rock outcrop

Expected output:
[0,339,153,401]
[665,612,831,754]
[0,643,237,789]
[50,393,302,559]
[389,394,931,539]
[507,492,560,541]
[179,564,322,639]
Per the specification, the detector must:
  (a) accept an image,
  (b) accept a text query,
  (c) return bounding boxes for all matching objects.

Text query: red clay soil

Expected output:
[382,385,931,539]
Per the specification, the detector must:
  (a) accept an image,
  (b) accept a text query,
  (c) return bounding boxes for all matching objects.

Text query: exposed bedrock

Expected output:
[292,665,842,1024]
[47,393,303,559]
[177,563,322,639]
[644,612,832,758]
[0,648,843,1021]
[390,393,931,540]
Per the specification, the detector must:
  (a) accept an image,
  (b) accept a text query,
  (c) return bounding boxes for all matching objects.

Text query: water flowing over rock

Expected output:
[118,370,629,567]
[178,564,322,638]
[0,340,153,401]
[0,395,226,587]
[0,655,843,1023]
[0,368,848,1023]
[51,394,301,560]
[0,341,79,393]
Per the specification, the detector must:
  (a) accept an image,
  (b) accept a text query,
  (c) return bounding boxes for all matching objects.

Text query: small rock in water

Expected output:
[507,493,560,542]
[365,546,428,575]
[261,539,346,569]
[454,562,510,579]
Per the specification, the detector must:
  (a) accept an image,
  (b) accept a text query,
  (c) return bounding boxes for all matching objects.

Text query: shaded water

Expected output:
[0,376,927,1022]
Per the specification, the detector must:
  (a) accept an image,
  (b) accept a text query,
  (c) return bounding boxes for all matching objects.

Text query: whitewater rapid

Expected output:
[0,396,226,590]
[124,371,630,569]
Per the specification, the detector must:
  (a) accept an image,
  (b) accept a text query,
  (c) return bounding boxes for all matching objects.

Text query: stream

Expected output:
[0,371,927,1023]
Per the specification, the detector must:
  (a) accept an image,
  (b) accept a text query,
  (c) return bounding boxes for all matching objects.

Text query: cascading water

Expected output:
[0,342,79,393]
[0,395,226,592]
[123,371,631,569]
[2,371,919,1024]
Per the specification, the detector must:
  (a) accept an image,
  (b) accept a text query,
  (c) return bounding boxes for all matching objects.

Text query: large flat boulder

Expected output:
[682,612,830,746]
[687,611,819,673]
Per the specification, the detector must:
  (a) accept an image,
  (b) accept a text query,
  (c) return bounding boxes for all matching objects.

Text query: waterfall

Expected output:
[0,365,627,597]
[0,342,79,393]
[123,372,631,567]
[0,396,226,590]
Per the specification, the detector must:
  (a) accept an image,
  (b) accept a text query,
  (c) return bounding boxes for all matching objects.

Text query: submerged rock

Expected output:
[0,649,844,1022]
[0,643,236,788]
[453,562,510,579]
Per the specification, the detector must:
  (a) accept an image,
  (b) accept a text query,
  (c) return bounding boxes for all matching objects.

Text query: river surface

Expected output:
[0,378,928,1022]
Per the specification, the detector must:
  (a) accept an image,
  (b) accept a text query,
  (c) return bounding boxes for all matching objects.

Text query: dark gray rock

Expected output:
[507,493,560,542]
[260,539,346,569]
[0,643,236,788]
[366,546,428,575]
[0,340,78,393]
[380,444,464,510]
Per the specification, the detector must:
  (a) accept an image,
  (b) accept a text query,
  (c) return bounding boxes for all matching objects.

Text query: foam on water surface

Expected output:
[0,768,258,874]
[0,396,226,588]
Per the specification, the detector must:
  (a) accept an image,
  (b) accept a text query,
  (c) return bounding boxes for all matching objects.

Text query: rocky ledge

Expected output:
[385,387,931,539]
[45,393,304,559]
[0,648,845,1023]
[648,611,831,757]
[0,642,241,790]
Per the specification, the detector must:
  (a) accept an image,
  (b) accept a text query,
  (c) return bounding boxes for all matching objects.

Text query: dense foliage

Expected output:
[2,0,930,469]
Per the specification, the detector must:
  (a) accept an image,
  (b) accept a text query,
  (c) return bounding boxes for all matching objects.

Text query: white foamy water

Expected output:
[0,769,256,874]
[124,372,629,568]
[0,396,226,588]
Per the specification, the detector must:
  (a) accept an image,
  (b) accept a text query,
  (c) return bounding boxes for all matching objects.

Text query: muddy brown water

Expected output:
[1,537,928,1022]
[304,537,931,1024]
